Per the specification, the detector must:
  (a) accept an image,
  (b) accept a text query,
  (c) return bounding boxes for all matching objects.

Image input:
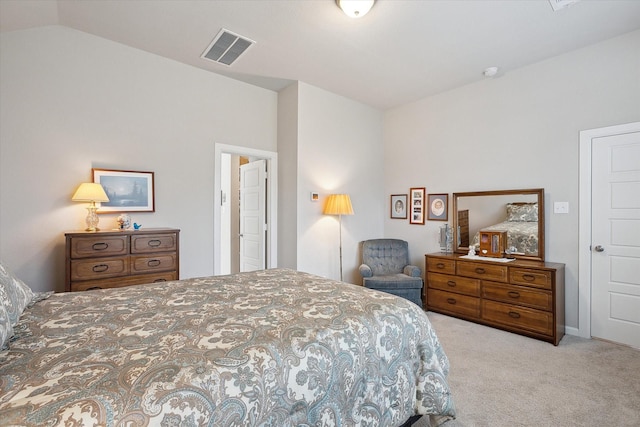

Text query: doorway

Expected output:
[214,143,278,275]
[579,121,640,348]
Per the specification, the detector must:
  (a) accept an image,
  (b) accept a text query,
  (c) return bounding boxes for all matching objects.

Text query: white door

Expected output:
[591,127,640,348]
[239,160,266,272]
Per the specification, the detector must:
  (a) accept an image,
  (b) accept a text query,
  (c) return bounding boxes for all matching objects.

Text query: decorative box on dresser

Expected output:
[425,252,565,345]
[66,228,180,292]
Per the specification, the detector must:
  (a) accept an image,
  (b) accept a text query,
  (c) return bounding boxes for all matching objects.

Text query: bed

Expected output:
[471,202,539,255]
[0,265,455,426]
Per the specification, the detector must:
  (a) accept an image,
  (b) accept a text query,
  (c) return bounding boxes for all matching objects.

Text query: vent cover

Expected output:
[201,29,255,66]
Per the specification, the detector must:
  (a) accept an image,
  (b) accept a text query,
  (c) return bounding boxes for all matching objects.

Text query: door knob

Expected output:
[594,245,604,252]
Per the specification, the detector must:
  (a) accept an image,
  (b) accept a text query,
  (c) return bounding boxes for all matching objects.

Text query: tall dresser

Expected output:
[425,252,565,345]
[65,228,180,292]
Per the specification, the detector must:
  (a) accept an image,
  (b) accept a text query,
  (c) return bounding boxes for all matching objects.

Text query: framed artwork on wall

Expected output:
[92,168,155,213]
[390,194,408,219]
[427,193,448,221]
[409,187,425,224]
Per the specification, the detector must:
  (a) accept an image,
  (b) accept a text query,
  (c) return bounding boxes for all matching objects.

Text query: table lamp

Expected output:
[72,182,110,231]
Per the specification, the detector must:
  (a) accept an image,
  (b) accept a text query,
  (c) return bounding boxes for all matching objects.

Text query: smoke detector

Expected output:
[201,29,255,66]
[549,0,581,11]
[483,67,499,77]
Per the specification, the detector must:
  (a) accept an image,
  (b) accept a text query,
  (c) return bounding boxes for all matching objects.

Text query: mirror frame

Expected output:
[452,188,545,261]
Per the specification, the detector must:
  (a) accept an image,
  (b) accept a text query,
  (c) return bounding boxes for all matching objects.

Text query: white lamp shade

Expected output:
[337,0,375,18]
[324,194,354,215]
[72,183,110,203]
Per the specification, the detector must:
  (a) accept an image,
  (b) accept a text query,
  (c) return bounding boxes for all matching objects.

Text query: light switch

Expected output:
[554,202,569,214]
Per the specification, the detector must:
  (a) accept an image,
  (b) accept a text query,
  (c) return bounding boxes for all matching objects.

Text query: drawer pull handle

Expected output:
[447,281,457,287]
[436,263,445,269]
[92,242,109,251]
[522,274,536,281]
[508,291,520,298]
[147,259,161,267]
[153,278,167,283]
[475,267,486,274]
[148,239,162,247]
[92,264,109,273]
[446,298,456,305]
[508,311,521,319]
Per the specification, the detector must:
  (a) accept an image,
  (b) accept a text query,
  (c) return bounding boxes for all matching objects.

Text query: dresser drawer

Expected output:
[428,272,480,297]
[482,282,553,311]
[70,271,178,291]
[70,256,130,281]
[482,300,553,336]
[131,254,176,274]
[510,268,552,290]
[69,235,128,259]
[427,289,480,318]
[456,261,508,282]
[426,257,455,275]
[131,233,178,254]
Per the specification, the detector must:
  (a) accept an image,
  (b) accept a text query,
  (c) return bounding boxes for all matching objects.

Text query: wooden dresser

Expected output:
[425,252,565,345]
[65,228,180,292]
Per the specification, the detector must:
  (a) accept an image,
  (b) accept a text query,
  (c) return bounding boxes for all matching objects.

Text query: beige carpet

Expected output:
[414,312,640,427]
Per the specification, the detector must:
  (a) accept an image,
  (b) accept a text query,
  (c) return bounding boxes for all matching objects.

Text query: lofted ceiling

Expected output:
[2,0,640,110]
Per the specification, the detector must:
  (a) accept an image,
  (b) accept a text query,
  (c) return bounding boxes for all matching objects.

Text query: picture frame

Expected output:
[427,193,448,221]
[390,194,408,219]
[92,168,155,213]
[409,187,426,224]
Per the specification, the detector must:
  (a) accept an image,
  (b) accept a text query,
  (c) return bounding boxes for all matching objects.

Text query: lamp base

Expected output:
[85,207,100,231]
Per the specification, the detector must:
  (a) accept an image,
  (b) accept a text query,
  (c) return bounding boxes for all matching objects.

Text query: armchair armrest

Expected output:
[403,265,421,278]
[359,264,373,278]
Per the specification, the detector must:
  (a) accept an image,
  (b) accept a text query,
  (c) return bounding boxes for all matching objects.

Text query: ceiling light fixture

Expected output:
[336,0,375,18]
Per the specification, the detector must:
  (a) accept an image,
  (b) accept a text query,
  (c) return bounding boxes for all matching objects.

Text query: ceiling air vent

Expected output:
[201,29,255,66]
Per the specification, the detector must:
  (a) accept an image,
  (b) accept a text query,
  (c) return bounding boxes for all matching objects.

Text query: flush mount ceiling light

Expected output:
[336,0,375,18]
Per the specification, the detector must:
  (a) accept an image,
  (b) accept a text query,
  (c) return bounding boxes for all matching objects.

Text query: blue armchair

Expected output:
[359,239,423,307]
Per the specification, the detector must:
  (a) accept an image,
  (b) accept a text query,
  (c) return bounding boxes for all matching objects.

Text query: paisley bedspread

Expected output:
[0,268,455,426]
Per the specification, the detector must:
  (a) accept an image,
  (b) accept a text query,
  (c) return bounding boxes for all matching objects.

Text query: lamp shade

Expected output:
[323,194,354,216]
[72,183,110,203]
[336,0,375,18]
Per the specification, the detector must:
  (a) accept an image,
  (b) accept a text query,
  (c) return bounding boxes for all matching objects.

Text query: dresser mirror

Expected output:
[452,188,545,261]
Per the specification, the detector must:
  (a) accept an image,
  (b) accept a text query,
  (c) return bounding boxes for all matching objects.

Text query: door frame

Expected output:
[578,121,640,339]
[214,143,278,275]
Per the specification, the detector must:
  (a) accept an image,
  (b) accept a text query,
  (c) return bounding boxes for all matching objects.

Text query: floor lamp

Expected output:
[323,194,354,281]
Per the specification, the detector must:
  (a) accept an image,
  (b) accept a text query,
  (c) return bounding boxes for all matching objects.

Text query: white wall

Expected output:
[383,29,640,331]
[279,82,385,283]
[0,26,278,292]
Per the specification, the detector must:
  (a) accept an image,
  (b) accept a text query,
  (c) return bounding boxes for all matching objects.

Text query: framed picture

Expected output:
[92,168,155,213]
[390,194,408,219]
[409,187,425,224]
[428,193,448,221]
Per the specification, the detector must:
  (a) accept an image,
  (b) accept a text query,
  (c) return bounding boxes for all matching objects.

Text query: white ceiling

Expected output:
[2,0,640,110]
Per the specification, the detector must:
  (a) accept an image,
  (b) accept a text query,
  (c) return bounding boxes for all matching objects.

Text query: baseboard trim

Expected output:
[565,326,582,337]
